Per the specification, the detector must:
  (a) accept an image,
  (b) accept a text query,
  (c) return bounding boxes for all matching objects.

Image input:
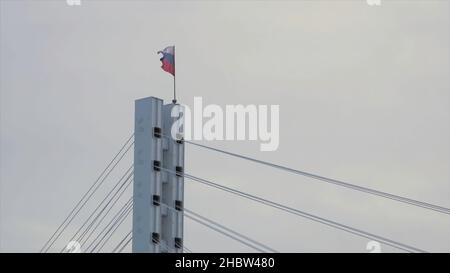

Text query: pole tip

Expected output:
[172,99,177,104]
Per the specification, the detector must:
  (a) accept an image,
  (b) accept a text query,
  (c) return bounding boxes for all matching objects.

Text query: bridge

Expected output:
[39,97,450,254]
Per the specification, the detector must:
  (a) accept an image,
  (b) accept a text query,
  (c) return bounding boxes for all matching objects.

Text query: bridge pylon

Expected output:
[132,96,184,253]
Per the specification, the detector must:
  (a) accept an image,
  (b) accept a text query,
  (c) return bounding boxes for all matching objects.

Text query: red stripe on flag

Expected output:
[161,60,175,76]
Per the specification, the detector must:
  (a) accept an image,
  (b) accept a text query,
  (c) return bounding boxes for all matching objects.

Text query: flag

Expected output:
[157,46,175,76]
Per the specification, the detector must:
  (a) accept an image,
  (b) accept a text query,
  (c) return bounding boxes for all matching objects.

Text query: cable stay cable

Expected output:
[160,167,427,253]
[61,166,133,252]
[112,230,132,253]
[84,197,132,252]
[182,139,450,216]
[40,133,134,253]
[95,205,133,253]
[74,169,133,247]
[159,201,274,253]
[118,236,132,253]
[185,214,268,253]
[184,208,278,253]
[60,171,132,253]
[182,244,193,253]
[79,181,132,248]
[41,134,134,252]
[183,171,425,253]
[92,201,133,253]
[78,175,133,248]
[85,198,133,253]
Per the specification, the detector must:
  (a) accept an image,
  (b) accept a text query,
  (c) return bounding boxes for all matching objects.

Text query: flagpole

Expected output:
[173,45,177,104]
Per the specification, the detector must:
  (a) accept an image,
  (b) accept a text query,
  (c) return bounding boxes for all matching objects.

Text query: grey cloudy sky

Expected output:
[1,0,449,253]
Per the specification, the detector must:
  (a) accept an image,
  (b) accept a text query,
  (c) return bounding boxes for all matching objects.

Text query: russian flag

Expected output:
[158,46,175,76]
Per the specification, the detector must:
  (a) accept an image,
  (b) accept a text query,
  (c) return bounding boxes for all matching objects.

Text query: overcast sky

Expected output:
[1,0,450,253]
